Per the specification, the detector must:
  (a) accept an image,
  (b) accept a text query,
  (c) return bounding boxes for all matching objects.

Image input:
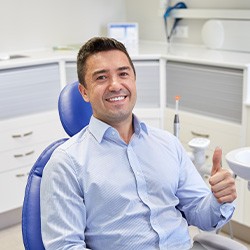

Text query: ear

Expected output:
[78,83,90,102]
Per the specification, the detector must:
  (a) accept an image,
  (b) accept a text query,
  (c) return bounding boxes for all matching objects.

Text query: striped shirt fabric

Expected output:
[41,115,234,250]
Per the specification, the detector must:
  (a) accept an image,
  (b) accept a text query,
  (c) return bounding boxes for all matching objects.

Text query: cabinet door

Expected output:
[0,166,30,213]
[166,61,243,124]
[0,63,61,119]
[65,61,78,84]
[0,111,66,152]
[0,142,50,173]
[133,60,160,108]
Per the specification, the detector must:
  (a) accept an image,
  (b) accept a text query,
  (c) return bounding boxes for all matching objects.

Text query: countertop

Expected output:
[1,41,250,70]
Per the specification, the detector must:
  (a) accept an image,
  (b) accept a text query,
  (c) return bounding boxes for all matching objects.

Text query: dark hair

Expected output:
[77,37,136,87]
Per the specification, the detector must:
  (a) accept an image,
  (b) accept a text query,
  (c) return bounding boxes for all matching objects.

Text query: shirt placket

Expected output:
[126,143,166,249]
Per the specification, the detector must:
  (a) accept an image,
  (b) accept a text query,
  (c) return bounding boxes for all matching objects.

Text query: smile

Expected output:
[107,96,126,102]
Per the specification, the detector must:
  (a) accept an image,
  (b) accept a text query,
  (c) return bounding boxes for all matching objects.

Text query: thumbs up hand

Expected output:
[209,147,237,204]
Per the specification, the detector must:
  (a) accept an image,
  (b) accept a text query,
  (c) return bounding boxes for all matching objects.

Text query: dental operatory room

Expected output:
[2,0,250,249]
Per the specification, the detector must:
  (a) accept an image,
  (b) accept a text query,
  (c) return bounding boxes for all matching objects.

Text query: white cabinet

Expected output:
[65,59,165,128]
[0,63,66,226]
[165,60,249,226]
[0,111,66,214]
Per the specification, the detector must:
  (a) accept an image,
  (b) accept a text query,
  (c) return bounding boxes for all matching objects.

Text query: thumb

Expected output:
[211,147,222,176]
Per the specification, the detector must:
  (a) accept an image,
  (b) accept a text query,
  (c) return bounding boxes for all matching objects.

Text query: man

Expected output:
[41,37,237,250]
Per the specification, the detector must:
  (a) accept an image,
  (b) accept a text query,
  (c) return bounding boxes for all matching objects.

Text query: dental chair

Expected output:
[21,81,247,250]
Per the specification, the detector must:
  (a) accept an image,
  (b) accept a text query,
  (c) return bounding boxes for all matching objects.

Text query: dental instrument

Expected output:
[173,95,180,139]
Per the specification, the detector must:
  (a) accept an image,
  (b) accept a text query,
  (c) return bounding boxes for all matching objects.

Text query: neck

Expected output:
[113,116,134,144]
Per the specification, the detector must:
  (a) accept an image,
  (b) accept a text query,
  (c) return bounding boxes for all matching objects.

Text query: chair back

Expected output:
[58,81,92,136]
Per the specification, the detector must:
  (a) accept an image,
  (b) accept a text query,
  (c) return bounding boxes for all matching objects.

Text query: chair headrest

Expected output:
[58,81,92,137]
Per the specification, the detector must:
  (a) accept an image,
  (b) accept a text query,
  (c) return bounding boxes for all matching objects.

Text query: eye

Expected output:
[96,75,107,81]
[120,71,129,78]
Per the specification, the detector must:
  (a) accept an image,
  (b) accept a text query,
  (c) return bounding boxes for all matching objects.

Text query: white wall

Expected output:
[125,0,250,45]
[0,0,126,53]
[3,0,250,52]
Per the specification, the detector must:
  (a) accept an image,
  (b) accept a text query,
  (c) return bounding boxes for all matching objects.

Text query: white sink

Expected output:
[226,147,250,180]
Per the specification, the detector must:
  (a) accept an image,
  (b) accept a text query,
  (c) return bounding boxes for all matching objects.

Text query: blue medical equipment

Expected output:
[163,2,187,42]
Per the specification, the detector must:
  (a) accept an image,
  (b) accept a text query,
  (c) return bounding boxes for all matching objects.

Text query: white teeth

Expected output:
[109,96,125,102]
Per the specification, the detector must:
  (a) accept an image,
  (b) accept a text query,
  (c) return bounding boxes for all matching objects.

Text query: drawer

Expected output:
[0,141,58,173]
[165,108,242,168]
[0,111,66,151]
[0,165,30,213]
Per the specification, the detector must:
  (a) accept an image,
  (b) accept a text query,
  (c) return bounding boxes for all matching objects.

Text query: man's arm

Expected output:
[40,148,89,250]
[176,144,236,231]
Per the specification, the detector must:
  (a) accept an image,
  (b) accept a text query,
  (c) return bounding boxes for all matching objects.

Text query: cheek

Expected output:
[88,86,104,105]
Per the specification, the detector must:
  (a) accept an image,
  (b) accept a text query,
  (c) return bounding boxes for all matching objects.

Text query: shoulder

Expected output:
[145,123,178,142]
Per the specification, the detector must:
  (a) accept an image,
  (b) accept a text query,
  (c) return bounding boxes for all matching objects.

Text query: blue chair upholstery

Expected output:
[58,81,92,137]
[22,139,68,250]
[22,81,92,250]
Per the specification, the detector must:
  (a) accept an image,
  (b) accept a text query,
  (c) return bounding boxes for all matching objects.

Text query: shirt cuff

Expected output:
[210,195,235,229]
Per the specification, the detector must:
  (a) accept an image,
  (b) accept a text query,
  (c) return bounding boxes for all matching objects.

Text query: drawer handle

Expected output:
[14,150,35,158]
[191,131,210,138]
[14,154,23,158]
[25,150,35,156]
[12,131,33,138]
[16,173,25,177]
[23,131,33,137]
[16,171,30,178]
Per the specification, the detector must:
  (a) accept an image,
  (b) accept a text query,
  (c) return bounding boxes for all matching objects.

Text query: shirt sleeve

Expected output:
[40,148,91,250]
[175,140,235,231]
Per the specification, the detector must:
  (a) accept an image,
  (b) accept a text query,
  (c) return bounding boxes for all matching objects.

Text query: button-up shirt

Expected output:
[41,115,234,250]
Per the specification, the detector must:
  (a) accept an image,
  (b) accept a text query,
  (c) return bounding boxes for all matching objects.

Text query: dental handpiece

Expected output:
[173,96,180,138]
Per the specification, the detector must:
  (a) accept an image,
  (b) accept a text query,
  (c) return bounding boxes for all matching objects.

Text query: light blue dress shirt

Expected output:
[40,115,234,250]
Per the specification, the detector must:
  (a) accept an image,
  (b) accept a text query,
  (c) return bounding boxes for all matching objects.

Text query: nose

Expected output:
[109,76,121,91]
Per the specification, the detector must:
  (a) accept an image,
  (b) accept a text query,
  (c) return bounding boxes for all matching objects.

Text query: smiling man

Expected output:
[78,47,137,143]
[40,37,236,250]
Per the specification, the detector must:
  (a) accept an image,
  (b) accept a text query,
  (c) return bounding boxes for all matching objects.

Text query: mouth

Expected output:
[106,95,127,102]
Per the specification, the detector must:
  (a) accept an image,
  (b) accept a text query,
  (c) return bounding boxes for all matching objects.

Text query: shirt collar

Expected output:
[88,114,148,144]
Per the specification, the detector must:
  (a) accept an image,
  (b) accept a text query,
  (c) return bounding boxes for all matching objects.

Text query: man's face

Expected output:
[79,50,137,126]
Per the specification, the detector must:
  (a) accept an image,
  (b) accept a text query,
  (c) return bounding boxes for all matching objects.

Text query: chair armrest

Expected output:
[193,232,248,250]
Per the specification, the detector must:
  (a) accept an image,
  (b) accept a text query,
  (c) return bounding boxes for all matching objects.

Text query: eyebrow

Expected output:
[92,69,108,77]
[117,66,131,72]
[92,66,131,77]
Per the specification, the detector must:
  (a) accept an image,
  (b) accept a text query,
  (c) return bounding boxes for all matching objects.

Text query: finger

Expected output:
[210,170,234,191]
[211,147,222,176]
[214,193,237,204]
[212,186,237,204]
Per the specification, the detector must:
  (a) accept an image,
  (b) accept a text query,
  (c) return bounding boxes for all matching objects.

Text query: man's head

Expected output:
[77,37,137,127]
[77,37,136,87]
